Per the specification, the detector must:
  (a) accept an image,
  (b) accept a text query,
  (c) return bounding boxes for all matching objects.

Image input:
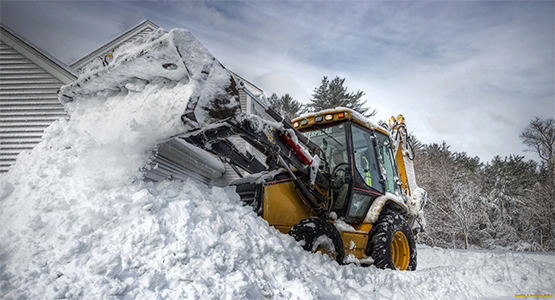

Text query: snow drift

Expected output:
[1,28,554,299]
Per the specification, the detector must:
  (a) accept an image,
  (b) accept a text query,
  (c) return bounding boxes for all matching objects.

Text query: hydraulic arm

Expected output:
[180,83,329,217]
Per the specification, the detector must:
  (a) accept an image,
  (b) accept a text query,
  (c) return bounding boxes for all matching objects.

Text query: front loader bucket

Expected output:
[172,30,242,130]
[59,28,242,131]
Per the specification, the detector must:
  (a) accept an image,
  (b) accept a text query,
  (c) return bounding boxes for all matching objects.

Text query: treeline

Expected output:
[413,118,555,252]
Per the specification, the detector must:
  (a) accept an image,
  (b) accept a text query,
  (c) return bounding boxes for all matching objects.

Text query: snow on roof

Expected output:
[295,107,379,130]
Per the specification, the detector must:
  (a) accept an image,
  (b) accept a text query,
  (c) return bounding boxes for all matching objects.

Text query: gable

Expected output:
[70,20,160,72]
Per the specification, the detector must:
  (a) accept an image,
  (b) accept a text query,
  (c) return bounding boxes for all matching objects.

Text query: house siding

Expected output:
[239,90,248,112]
[0,41,67,172]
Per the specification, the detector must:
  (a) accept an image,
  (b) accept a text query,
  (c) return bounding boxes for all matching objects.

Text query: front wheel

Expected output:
[366,209,417,270]
[289,217,345,264]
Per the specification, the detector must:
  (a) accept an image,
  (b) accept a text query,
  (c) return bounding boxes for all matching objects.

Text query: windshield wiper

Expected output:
[315,125,343,147]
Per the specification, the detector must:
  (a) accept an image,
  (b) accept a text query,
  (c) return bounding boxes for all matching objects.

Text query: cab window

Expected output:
[375,131,401,195]
[301,123,347,170]
[302,124,350,211]
[351,125,382,193]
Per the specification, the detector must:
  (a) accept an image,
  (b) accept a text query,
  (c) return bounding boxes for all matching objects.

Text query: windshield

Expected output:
[302,123,348,169]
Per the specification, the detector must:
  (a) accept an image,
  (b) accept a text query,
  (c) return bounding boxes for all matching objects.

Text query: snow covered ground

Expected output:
[1,28,554,299]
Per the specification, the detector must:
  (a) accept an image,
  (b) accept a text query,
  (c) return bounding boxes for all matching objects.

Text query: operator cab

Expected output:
[293,109,402,223]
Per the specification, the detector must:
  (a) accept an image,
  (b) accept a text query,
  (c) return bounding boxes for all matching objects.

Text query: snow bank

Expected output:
[1,28,554,299]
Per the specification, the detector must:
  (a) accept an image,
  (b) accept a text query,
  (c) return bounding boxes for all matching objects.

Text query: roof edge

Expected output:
[0,23,78,84]
[230,70,265,97]
[70,19,160,70]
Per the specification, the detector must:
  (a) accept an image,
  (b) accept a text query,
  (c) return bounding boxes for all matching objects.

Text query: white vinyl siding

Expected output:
[0,41,68,173]
[239,90,248,112]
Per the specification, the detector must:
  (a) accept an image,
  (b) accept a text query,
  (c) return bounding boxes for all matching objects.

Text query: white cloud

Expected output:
[256,71,308,100]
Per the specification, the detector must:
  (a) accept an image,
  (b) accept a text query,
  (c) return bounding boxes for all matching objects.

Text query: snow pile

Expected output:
[1,28,554,299]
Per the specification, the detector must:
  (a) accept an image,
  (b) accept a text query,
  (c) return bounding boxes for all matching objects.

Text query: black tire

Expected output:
[289,217,345,264]
[366,209,417,270]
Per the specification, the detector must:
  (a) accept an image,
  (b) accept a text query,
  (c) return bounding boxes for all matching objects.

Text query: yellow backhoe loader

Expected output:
[59,28,426,270]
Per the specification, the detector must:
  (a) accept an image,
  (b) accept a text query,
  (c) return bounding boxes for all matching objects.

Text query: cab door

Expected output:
[342,123,384,223]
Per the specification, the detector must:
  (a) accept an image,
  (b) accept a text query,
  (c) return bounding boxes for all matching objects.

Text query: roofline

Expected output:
[70,19,160,70]
[0,23,78,84]
[229,70,264,95]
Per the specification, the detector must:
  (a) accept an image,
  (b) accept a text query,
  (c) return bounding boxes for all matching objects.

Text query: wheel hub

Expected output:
[392,231,410,270]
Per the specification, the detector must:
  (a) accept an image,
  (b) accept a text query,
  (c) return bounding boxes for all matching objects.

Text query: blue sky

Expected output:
[2,0,553,163]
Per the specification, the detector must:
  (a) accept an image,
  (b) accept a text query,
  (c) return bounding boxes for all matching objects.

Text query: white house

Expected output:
[0,20,270,186]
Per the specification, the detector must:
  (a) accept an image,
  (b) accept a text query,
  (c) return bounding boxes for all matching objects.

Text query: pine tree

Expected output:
[268,93,304,119]
[481,155,539,250]
[267,93,280,112]
[306,76,375,117]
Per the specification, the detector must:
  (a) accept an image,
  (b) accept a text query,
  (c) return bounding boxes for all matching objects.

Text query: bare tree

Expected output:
[414,142,486,249]
[434,181,486,249]
[521,117,555,181]
[520,117,555,251]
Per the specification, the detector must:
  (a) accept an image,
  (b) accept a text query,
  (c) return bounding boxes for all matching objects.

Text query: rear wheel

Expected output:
[366,209,417,270]
[289,217,345,264]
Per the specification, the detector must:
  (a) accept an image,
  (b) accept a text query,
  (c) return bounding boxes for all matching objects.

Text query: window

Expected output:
[301,123,347,170]
[347,193,373,220]
[251,101,260,117]
[375,131,401,195]
[351,125,382,193]
[302,124,350,211]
